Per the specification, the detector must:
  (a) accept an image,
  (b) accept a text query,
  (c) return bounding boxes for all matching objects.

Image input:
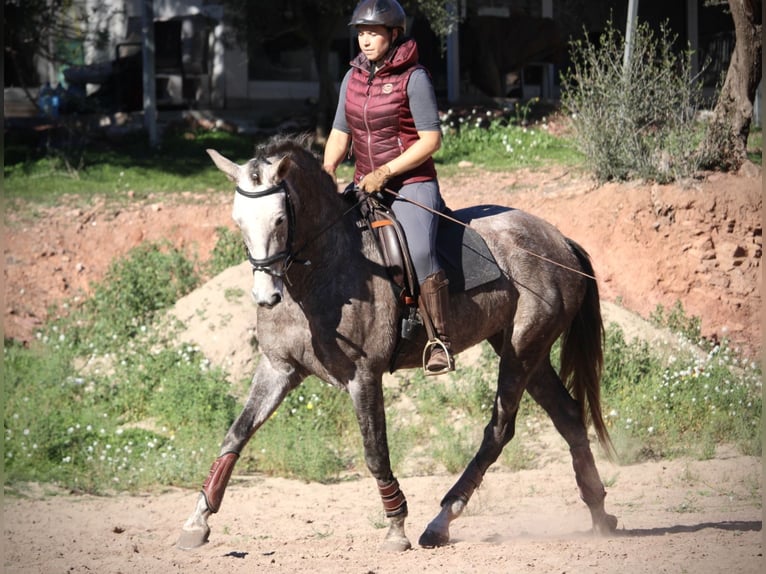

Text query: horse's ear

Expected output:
[275,155,301,210]
[206,149,240,182]
[275,155,293,181]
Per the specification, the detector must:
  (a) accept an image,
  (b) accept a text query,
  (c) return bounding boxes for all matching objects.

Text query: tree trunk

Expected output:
[312,39,339,144]
[700,0,762,170]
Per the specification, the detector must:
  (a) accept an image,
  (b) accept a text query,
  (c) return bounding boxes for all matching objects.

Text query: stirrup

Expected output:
[422,338,454,376]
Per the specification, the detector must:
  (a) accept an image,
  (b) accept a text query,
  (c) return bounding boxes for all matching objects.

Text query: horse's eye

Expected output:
[275,216,285,227]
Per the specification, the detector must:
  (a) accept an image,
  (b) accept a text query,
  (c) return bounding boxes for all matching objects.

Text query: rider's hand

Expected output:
[359,165,391,193]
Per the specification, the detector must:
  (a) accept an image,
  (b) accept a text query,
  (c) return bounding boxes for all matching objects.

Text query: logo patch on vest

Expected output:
[382,83,394,94]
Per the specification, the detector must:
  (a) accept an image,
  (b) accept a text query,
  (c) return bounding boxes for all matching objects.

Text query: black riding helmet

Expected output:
[349,0,406,33]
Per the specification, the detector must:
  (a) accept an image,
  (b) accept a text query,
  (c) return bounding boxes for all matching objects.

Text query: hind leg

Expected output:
[526,362,617,534]
[419,350,526,547]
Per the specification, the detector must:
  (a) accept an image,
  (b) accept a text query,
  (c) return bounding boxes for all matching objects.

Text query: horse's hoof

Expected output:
[380,534,412,552]
[594,513,618,535]
[418,528,450,548]
[176,526,210,549]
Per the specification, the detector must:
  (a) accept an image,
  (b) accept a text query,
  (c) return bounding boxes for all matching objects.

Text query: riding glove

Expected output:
[359,165,391,193]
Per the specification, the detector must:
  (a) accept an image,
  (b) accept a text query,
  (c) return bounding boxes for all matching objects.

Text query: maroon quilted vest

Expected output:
[345,38,437,190]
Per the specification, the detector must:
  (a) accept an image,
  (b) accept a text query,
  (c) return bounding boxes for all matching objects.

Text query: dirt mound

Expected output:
[442,165,762,357]
[167,262,693,385]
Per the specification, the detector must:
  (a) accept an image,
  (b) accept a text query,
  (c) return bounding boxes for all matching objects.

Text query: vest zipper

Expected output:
[363,70,375,170]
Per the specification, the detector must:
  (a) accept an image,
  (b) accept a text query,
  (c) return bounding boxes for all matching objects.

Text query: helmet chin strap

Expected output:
[363,27,401,81]
[374,32,400,71]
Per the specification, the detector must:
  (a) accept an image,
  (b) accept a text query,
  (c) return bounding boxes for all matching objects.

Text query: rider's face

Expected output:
[357,25,397,63]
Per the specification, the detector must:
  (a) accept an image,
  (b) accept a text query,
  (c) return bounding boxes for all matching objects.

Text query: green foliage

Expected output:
[746,128,762,166]
[3,130,256,203]
[601,327,663,395]
[601,323,762,463]
[53,241,200,354]
[4,233,761,494]
[206,225,246,276]
[244,378,358,482]
[410,0,462,37]
[649,301,702,342]
[560,19,705,182]
[3,242,235,493]
[3,339,236,492]
[436,114,581,171]
[148,347,238,433]
[395,343,541,473]
[408,344,496,421]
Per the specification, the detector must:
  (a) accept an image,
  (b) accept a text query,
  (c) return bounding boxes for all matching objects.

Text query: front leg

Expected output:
[177,356,300,549]
[349,377,411,552]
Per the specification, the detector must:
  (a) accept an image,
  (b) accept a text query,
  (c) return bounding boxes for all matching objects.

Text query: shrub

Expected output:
[5,229,762,494]
[54,240,200,353]
[3,334,239,493]
[206,225,245,276]
[560,19,705,182]
[243,377,358,482]
[3,241,237,493]
[649,301,701,342]
[600,323,762,462]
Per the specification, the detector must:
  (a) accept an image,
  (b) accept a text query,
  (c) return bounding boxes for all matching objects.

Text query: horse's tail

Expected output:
[560,239,615,460]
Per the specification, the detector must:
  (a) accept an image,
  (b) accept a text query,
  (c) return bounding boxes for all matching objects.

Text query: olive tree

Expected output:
[699,0,762,170]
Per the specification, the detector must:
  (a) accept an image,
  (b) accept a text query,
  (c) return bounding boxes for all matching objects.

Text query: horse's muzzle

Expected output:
[251,274,284,308]
[257,292,282,308]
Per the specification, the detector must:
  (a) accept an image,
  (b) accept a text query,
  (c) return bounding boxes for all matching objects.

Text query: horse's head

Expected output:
[207,147,296,308]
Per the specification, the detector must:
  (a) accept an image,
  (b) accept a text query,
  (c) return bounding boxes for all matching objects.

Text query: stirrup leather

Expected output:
[422,337,454,376]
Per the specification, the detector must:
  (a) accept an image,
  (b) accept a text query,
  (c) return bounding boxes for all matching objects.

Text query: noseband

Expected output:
[236,182,301,278]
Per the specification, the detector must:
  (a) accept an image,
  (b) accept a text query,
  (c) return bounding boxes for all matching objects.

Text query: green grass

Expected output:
[3,337,236,493]
[3,242,240,494]
[747,127,762,165]
[601,324,762,462]
[3,128,258,203]
[5,114,758,208]
[242,377,359,482]
[435,119,583,174]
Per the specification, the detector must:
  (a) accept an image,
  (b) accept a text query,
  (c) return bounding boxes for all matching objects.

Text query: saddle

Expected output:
[357,193,503,371]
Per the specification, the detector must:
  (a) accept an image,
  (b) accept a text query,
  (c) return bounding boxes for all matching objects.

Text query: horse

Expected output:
[178,134,618,552]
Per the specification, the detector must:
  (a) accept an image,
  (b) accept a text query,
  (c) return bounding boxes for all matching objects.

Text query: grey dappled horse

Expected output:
[178,134,617,552]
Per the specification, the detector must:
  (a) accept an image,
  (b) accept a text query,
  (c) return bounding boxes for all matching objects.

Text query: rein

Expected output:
[381,187,597,281]
[237,177,594,283]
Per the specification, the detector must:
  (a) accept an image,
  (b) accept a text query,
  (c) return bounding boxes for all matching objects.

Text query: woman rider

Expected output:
[323,0,455,374]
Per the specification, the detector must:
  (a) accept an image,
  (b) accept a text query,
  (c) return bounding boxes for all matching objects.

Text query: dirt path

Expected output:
[4,427,761,573]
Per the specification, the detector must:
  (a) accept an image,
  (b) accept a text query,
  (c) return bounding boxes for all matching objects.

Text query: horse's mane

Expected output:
[254,133,337,197]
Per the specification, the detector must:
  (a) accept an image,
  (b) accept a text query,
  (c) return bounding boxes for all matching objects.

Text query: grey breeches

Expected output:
[390,179,445,285]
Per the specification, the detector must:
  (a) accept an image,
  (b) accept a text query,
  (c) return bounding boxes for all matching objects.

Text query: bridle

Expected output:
[236,181,300,278]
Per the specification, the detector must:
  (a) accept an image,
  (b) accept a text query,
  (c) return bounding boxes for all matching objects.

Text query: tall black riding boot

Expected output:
[420,270,455,375]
